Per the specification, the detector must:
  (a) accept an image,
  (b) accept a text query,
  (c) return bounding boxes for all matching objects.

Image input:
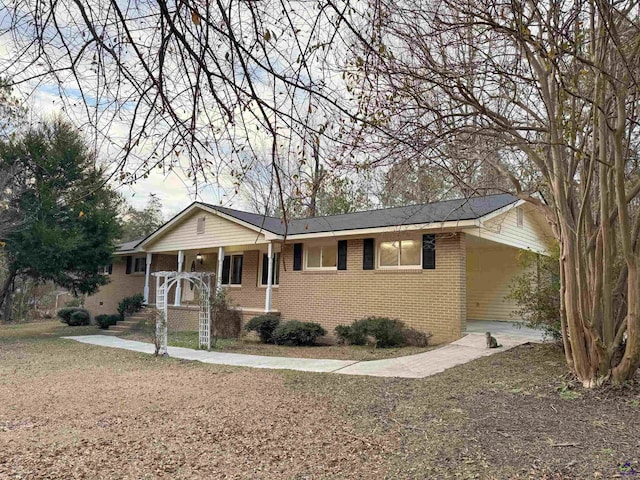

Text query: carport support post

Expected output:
[265,242,273,312]
[216,247,225,293]
[143,253,152,304]
[175,250,184,306]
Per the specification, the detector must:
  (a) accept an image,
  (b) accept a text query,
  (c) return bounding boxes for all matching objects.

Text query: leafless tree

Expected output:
[339,0,640,386]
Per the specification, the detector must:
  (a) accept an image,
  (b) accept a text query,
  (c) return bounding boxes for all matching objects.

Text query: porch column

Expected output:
[143,253,152,304]
[216,246,225,292]
[174,250,184,306]
[264,242,273,312]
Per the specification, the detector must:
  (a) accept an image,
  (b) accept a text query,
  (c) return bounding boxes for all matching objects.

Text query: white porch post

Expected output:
[265,242,273,312]
[216,246,225,293]
[174,250,184,306]
[143,253,152,304]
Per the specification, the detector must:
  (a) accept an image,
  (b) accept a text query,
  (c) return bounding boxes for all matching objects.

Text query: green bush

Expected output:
[95,314,119,329]
[68,309,91,326]
[57,307,90,325]
[245,315,280,343]
[117,293,145,319]
[334,324,366,346]
[272,320,327,346]
[335,316,407,348]
[507,245,562,341]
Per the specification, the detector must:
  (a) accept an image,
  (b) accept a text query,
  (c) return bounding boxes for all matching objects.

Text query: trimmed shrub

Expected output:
[95,314,119,329]
[272,320,327,346]
[117,293,145,319]
[402,327,432,347]
[334,324,366,346]
[68,309,91,326]
[245,315,280,343]
[335,316,409,348]
[57,307,90,325]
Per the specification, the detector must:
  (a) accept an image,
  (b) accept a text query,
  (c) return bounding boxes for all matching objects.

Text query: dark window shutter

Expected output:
[125,256,132,274]
[222,255,231,284]
[363,238,375,270]
[108,263,113,275]
[422,234,436,269]
[261,254,269,285]
[337,240,348,270]
[293,243,303,271]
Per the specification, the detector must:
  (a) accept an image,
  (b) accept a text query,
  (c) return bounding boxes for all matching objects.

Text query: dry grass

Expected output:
[0,321,395,479]
[2,321,639,479]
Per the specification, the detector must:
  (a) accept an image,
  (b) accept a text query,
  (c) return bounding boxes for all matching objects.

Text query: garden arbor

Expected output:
[152,271,214,355]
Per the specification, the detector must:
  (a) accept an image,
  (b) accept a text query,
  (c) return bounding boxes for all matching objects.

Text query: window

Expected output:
[133,256,146,273]
[260,252,280,286]
[197,216,206,234]
[378,240,421,268]
[516,208,524,228]
[221,254,243,285]
[305,243,337,269]
[98,264,112,275]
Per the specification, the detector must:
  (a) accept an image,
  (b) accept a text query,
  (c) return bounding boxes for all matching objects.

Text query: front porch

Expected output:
[142,243,282,329]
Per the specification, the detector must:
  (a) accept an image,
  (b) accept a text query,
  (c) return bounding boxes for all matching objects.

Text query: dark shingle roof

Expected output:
[204,193,517,236]
[116,238,143,252]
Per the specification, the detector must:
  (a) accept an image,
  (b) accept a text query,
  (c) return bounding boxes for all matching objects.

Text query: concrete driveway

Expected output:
[66,321,545,379]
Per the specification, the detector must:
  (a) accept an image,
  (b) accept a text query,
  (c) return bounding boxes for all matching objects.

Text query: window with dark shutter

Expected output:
[363,238,375,270]
[108,263,113,275]
[221,256,231,284]
[125,256,132,274]
[337,240,348,270]
[422,234,436,269]
[293,243,303,271]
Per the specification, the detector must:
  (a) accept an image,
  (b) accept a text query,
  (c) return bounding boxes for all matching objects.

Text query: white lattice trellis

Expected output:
[151,271,214,355]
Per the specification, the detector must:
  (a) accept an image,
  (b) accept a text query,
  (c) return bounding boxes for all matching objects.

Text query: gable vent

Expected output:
[197,217,206,234]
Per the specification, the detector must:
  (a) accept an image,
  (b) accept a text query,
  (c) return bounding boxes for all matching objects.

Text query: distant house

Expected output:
[85,194,553,343]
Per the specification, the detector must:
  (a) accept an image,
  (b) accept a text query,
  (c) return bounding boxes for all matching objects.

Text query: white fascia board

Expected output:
[278,219,480,241]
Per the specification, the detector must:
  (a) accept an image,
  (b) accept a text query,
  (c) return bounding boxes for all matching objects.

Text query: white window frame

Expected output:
[133,256,146,274]
[377,239,422,270]
[259,251,281,287]
[221,253,243,287]
[304,242,338,270]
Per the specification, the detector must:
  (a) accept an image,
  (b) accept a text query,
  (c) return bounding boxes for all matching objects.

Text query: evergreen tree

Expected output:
[0,120,120,319]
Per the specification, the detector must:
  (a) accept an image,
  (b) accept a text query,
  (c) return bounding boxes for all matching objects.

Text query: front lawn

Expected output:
[1,321,639,479]
[122,329,436,361]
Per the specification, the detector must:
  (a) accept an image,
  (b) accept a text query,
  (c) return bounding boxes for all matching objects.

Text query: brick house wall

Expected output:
[86,235,467,343]
[277,233,467,344]
[84,257,146,316]
[86,253,177,317]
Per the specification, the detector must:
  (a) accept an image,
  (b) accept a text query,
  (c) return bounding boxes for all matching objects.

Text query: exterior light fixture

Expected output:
[196,252,203,264]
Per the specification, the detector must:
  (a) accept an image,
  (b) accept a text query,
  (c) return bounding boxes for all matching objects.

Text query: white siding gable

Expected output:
[466,204,553,254]
[146,209,268,252]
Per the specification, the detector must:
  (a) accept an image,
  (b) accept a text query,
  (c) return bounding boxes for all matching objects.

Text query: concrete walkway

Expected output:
[65,322,543,378]
[64,335,358,373]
